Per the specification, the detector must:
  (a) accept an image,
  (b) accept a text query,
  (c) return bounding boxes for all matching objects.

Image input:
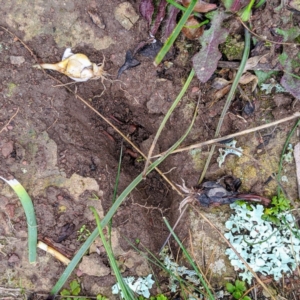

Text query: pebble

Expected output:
[114,2,139,30]
[1,141,14,158]
[10,56,25,65]
[5,204,15,218]
[8,253,20,265]
[191,86,200,93]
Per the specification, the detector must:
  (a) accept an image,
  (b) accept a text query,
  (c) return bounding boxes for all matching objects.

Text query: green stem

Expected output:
[109,144,123,246]
[0,177,37,263]
[91,207,134,299]
[277,119,300,196]
[184,19,209,29]
[163,217,214,300]
[166,0,202,18]
[198,29,251,184]
[143,69,195,176]
[154,0,198,66]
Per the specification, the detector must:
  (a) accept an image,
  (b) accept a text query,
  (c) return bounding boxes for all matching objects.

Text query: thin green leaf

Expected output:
[143,69,195,175]
[109,144,123,246]
[90,207,134,300]
[226,282,235,293]
[0,177,37,263]
[192,10,229,83]
[277,119,300,196]
[198,29,250,183]
[163,217,214,300]
[154,0,198,66]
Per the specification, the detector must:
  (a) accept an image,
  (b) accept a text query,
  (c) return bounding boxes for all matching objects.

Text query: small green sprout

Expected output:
[226,280,251,300]
[96,295,108,300]
[262,194,291,224]
[137,294,168,300]
[60,279,81,300]
[77,225,91,242]
[136,156,145,163]
[88,193,100,201]
[239,0,255,21]
[61,279,108,300]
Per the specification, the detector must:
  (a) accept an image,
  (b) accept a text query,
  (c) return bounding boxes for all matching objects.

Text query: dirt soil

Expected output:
[0,0,300,299]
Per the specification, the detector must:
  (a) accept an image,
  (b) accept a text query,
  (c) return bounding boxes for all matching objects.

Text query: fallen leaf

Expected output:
[139,0,155,26]
[161,5,180,41]
[243,54,269,73]
[182,0,217,12]
[193,10,229,83]
[117,50,140,78]
[182,16,204,40]
[278,45,300,99]
[212,77,232,89]
[213,84,232,100]
[88,11,105,29]
[222,0,249,12]
[150,0,168,36]
[239,72,258,91]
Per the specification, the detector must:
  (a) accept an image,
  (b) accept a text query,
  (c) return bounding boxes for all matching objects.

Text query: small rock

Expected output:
[5,204,15,218]
[191,87,199,93]
[8,253,20,265]
[57,195,63,201]
[273,94,292,107]
[1,141,14,158]
[114,2,139,30]
[79,254,110,277]
[10,56,25,65]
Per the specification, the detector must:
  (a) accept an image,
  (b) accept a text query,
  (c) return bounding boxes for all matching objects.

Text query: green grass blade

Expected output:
[109,144,123,245]
[143,69,195,175]
[50,87,199,296]
[124,236,208,297]
[90,207,135,300]
[163,217,214,300]
[0,177,37,263]
[154,0,198,66]
[198,28,251,184]
[166,0,202,18]
[277,119,300,196]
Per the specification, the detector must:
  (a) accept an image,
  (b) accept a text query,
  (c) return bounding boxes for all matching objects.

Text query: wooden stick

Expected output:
[152,112,300,158]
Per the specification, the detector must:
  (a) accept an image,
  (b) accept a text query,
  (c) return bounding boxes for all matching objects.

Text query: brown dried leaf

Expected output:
[212,77,232,89]
[243,54,269,73]
[182,16,204,40]
[239,72,258,91]
[88,11,105,29]
[182,0,217,12]
[214,84,232,100]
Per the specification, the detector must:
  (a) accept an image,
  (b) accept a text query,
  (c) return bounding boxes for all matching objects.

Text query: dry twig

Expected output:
[153,112,300,157]
[238,18,296,46]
